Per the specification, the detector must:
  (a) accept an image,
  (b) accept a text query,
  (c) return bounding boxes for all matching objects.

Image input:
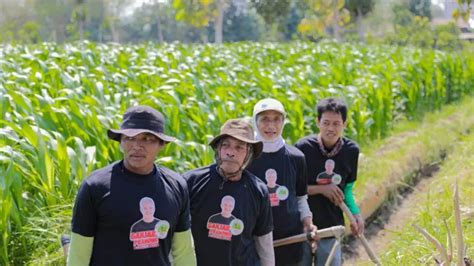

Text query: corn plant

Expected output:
[1,41,474,264]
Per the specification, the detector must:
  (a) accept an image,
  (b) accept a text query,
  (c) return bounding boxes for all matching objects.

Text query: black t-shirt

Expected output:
[184,164,273,266]
[247,144,307,265]
[207,214,237,241]
[71,161,190,266]
[295,136,359,229]
[130,219,159,232]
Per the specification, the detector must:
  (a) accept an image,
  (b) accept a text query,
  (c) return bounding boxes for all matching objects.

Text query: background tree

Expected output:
[17,21,41,43]
[249,0,293,41]
[122,1,200,43]
[386,3,433,48]
[345,0,375,42]
[172,0,231,43]
[408,0,431,19]
[102,0,131,42]
[35,0,74,42]
[298,0,350,42]
[433,22,461,50]
[453,0,473,21]
[221,3,264,41]
[66,0,87,41]
[0,0,37,43]
[173,0,212,43]
[250,0,291,24]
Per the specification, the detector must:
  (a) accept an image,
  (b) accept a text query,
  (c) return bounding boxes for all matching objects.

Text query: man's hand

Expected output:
[302,216,318,252]
[350,214,364,236]
[319,184,344,204]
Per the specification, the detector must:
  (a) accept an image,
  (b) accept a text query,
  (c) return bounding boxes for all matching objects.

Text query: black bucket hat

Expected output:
[107,105,175,143]
[209,118,263,159]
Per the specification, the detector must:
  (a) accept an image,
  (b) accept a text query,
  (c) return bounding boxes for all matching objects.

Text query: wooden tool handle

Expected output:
[273,225,345,247]
[339,202,381,266]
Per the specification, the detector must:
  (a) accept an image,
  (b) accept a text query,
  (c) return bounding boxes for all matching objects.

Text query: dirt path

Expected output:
[342,164,440,265]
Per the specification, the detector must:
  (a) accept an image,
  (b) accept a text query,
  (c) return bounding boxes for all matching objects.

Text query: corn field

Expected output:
[1,41,474,264]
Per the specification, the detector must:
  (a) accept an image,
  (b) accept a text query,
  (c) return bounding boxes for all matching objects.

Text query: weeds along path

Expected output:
[343,164,440,265]
[342,97,474,265]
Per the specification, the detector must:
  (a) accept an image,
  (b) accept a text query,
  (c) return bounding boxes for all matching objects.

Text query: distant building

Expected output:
[432,0,474,41]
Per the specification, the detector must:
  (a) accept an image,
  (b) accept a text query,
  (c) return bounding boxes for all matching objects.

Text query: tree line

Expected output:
[0,0,472,49]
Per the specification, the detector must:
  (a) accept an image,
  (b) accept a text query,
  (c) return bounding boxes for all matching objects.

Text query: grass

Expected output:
[1,41,474,264]
[374,130,474,265]
[354,96,474,219]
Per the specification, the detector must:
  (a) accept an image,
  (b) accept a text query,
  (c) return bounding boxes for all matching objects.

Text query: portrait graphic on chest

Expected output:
[316,159,342,185]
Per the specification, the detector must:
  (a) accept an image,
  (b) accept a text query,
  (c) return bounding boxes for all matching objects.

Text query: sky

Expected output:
[124,0,167,16]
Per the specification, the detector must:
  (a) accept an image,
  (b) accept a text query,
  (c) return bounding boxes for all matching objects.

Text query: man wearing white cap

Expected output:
[247,98,317,266]
[68,106,196,266]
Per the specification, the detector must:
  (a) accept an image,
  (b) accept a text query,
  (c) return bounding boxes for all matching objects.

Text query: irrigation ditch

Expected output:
[343,160,443,264]
[339,97,474,264]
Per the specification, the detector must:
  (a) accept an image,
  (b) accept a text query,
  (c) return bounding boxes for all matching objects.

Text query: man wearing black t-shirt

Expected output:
[247,98,317,266]
[68,106,196,266]
[296,98,364,266]
[184,118,275,266]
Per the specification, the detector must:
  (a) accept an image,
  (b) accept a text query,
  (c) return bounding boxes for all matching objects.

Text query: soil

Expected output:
[342,162,441,265]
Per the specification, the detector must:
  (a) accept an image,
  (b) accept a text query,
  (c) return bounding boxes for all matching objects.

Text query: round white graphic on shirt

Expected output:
[276,186,289,201]
[331,174,342,185]
[230,218,244,235]
[155,220,170,239]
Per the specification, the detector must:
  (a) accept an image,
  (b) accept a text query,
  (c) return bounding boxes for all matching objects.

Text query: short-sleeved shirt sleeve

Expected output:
[293,147,308,197]
[173,173,191,232]
[71,180,97,237]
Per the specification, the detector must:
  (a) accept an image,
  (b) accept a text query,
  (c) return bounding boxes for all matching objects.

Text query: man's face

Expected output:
[140,200,155,219]
[218,137,248,174]
[221,199,234,216]
[256,110,284,141]
[317,111,345,147]
[325,161,335,174]
[121,133,164,175]
[266,171,277,187]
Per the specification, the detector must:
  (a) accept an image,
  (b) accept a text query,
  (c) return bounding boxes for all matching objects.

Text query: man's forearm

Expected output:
[297,195,312,221]
[307,184,322,196]
[343,182,360,215]
[255,232,275,266]
[171,230,197,266]
[67,232,94,266]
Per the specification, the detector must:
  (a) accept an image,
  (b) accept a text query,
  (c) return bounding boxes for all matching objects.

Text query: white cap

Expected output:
[253,98,286,117]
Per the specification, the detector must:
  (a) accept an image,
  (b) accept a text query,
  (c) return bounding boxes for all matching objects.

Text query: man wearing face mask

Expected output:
[247,98,317,266]
[184,118,274,266]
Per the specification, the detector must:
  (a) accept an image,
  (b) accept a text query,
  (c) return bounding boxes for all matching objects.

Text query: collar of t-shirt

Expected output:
[119,160,157,180]
[256,134,285,153]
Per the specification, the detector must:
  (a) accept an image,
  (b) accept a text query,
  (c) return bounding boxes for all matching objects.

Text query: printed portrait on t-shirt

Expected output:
[207,195,244,241]
[265,168,289,207]
[129,197,170,250]
[316,159,342,185]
